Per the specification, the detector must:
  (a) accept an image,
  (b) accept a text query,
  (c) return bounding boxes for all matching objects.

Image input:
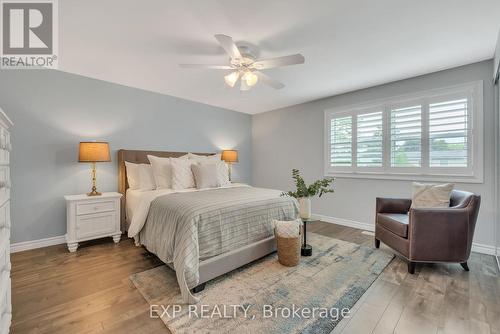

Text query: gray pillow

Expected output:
[191,163,219,189]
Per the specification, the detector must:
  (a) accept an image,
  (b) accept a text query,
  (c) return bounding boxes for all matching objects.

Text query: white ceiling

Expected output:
[59,0,500,114]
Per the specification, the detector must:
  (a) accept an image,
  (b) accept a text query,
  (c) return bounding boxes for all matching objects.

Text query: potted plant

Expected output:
[281,169,335,219]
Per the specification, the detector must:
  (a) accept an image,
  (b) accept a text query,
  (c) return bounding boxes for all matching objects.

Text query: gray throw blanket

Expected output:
[138,186,298,303]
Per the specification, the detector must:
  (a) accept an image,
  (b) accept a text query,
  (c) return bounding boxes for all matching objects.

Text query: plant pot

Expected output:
[298,197,311,219]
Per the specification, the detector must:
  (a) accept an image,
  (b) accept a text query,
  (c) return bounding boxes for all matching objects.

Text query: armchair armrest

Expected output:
[409,208,469,262]
[376,197,411,214]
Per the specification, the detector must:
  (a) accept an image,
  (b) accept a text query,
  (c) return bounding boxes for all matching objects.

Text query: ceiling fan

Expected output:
[179,34,305,91]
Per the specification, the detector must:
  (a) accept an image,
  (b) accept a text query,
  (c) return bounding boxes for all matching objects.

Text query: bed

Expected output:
[117,149,299,304]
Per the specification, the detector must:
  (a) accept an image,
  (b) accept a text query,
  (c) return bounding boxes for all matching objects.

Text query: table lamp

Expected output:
[221,150,238,181]
[79,142,111,196]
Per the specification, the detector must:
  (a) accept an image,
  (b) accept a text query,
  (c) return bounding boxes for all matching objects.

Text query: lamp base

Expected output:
[87,191,102,196]
[87,187,101,196]
[87,163,101,196]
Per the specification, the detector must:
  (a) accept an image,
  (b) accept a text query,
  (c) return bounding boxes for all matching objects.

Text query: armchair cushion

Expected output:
[377,213,409,238]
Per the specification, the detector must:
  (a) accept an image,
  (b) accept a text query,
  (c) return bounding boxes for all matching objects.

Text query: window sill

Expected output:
[325,171,483,184]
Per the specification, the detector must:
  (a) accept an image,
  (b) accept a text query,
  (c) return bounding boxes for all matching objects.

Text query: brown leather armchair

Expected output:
[375,190,481,274]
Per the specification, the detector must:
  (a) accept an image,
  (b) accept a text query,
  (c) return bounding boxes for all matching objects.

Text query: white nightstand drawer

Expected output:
[76,200,115,216]
[76,212,116,239]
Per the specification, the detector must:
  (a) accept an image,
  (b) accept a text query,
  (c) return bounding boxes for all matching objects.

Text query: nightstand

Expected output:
[64,192,122,252]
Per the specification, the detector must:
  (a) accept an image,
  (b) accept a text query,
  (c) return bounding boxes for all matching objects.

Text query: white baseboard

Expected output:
[11,235,66,253]
[471,242,500,256]
[312,213,500,256]
[311,214,375,232]
[9,218,500,257]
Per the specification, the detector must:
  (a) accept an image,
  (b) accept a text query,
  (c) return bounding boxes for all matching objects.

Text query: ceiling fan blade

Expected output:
[252,54,305,70]
[255,71,285,89]
[240,79,251,91]
[214,34,242,60]
[179,64,233,69]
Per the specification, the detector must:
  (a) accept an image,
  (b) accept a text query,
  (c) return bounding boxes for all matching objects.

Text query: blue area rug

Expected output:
[131,232,394,334]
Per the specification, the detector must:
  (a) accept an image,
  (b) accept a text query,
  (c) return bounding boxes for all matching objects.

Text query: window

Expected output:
[390,105,422,168]
[324,81,483,182]
[330,116,352,167]
[428,99,468,167]
[357,111,383,167]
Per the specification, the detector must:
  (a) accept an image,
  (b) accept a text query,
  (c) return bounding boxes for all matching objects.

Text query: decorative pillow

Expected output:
[188,152,221,162]
[170,157,195,190]
[191,163,219,189]
[125,161,140,190]
[411,182,454,209]
[138,164,156,190]
[274,219,301,238]
[214,160,230,186]
[147,155,172,189]
[188,153,229,186]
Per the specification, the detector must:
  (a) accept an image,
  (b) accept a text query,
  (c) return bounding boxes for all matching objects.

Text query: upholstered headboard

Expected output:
[117,149,214,230]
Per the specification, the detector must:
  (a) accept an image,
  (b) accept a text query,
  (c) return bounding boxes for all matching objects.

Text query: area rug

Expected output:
[130,233,393,334]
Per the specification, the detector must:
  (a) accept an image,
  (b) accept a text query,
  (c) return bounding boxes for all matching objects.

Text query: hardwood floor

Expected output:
[11,222,500,334]
[11,237,166,333]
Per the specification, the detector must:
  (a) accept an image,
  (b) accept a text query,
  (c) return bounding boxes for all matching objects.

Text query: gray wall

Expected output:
[0,70,252,243]
[253,60,497,248]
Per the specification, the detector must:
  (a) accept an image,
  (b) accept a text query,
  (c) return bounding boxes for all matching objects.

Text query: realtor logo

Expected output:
[1,0,58,69]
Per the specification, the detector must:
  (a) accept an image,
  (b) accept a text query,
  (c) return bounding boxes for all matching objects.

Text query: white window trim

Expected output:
[324,81,484,183]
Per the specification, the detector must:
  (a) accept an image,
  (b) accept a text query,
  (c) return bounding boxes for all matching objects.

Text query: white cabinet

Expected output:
[64,192,122,252]
[0,108,12,334]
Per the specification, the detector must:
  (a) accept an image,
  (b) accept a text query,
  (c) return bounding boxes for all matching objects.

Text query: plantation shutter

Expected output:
[429,98,468,167]
[356,111,383,167]
[390,105,422,167]
[330,115,352,166]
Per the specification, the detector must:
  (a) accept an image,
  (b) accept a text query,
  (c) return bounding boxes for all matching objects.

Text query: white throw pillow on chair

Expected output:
[411,182,454,209]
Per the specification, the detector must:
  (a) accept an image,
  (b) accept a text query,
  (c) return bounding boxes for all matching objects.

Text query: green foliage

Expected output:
[394,151,409,166]
[281,169,335,199]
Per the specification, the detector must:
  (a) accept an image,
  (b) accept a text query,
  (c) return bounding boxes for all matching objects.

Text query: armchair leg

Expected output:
[407,261,416,274]
[374,238,380,249]
[460,262,469,271]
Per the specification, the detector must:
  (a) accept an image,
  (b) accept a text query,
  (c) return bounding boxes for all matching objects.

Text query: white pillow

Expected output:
[170,157,195,190]
[125,161,140,190]
[138,164,156,190]
[214,160,230,186]
[188,153,230,186]
[147,155,172,189]
[188,152,221,162]
[191,163,219,189]
[411,182,454,209]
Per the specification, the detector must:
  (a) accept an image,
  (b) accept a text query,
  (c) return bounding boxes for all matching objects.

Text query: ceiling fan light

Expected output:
[224,71,240,87]
[242,71,258,87]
